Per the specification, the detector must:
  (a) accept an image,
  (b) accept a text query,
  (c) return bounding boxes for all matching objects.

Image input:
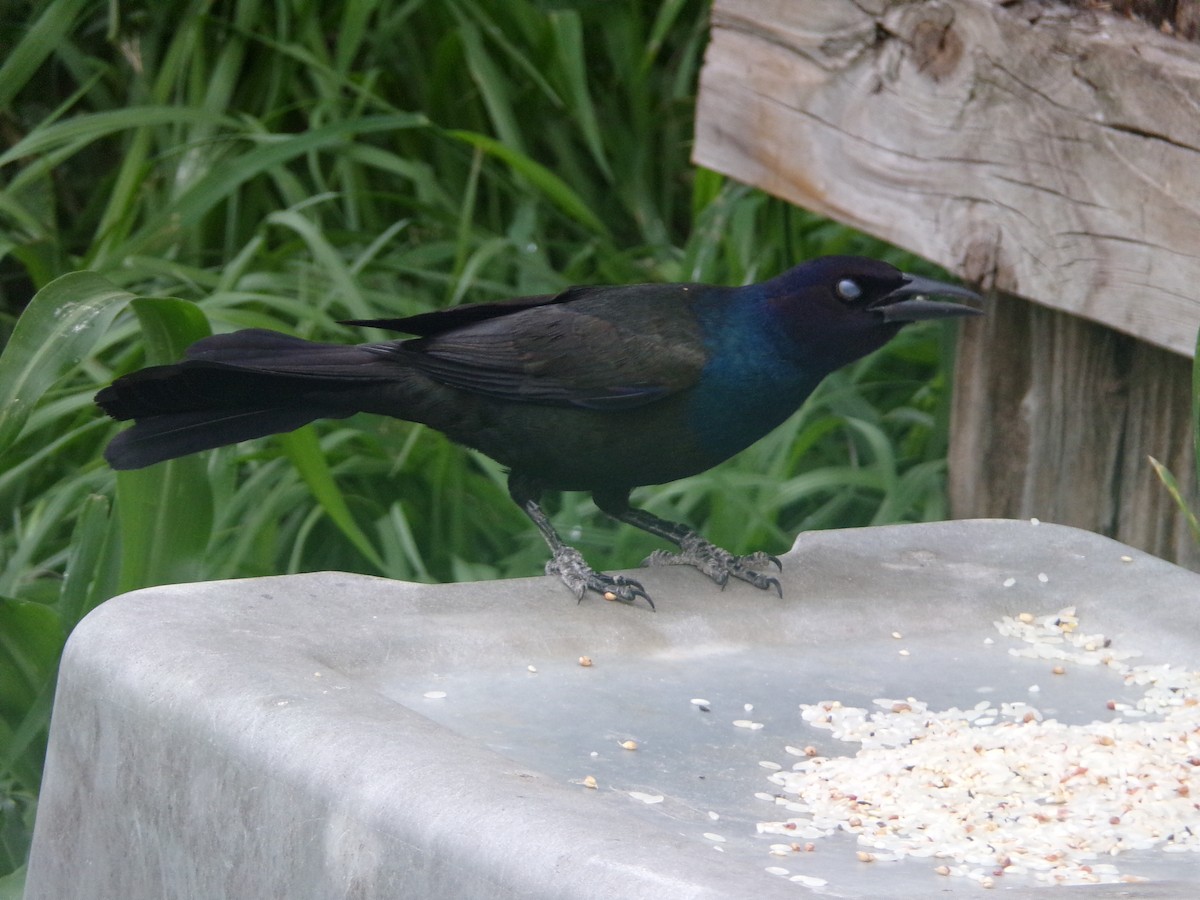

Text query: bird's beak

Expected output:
[873,273,984,323]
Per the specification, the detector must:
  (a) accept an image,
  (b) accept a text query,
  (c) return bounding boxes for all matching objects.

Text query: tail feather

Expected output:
[183,329,386,375]
[102,404,347,470]
[97,329,398,469]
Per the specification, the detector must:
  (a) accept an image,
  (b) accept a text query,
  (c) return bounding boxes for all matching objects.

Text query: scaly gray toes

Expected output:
[546,547,654,609]
[644,537,783,596]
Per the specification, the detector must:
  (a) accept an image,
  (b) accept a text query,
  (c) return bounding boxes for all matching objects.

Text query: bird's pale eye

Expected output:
[835,278,862,301]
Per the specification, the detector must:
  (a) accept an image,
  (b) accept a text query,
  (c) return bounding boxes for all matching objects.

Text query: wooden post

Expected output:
[952,295,1199,569]
[693,0,1200,567]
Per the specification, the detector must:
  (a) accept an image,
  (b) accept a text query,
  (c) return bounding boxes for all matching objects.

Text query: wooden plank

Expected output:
[950,292,1200,569]
[694,0,1200,356]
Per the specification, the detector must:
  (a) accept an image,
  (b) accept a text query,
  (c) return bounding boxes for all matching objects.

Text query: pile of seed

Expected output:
[757,607,1200,887]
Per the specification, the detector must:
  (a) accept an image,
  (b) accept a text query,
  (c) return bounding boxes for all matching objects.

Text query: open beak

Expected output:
[874,273,984,323]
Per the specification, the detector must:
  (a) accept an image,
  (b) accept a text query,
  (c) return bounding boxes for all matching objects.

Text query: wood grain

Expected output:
[694,0,1200,566]
[950,291,1200,569]
[694,0,1200,356]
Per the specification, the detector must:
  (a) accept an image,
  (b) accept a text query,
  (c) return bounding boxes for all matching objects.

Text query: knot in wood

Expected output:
[912,17,963,81]
[960,229,1012,295]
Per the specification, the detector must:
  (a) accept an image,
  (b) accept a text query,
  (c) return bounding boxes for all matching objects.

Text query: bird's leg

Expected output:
[593,489,782,597]
[508,476,653,608]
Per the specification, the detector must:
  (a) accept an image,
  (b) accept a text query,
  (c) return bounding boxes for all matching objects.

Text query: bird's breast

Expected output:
[682,342,820,463]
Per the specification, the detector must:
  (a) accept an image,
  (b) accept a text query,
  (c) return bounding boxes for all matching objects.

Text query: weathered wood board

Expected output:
[694,0,1200,356]
[952,294,1200,569]
[694,0,1200,567]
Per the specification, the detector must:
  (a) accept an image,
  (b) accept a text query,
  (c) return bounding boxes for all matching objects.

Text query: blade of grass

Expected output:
[0,596,65,790]
[59,493,114,632]
[446,129,608,235]
[456,19,525,155]
[0,272,131,450]
[0,107,241,170]
[0,865,25,900]
[117,113,430,260]
[266,206,374,320]
[1193,326,1199,490]
[1149,456,1200,547]
[278,427,385,571]
[1147,326,1200,547]
[547,10,612,180]
[114,298,215,593]
[0,0,91,109]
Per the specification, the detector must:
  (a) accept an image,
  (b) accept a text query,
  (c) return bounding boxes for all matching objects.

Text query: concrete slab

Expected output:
[25,520,1200,898]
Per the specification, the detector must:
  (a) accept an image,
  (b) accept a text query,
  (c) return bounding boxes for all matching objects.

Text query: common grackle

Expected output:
[97,256,981,607]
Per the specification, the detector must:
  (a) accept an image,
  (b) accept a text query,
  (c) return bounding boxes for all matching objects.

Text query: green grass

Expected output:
[0,0,966,883]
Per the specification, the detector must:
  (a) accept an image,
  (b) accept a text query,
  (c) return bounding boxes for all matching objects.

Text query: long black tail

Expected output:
[97,329,397,470]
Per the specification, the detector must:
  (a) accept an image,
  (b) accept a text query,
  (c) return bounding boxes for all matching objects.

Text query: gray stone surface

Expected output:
[25,520,1200,898]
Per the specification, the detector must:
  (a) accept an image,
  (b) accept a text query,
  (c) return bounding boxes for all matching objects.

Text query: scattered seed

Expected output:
[765,866,789,876]
[1003,577,1017,587]
[527,665,538,673]
[1037,572,1049,583]
[422,691,446,700]
[892,631,903,639]
[756,606,1200,888]
[627,791,662,804]
[620,740,638,751]
[1053,665,1065,675]
[578,656,593,667]
[581,775,597,790]
[703,832,726,842]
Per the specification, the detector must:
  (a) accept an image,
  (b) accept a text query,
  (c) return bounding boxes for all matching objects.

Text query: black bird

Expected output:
[97,256,981,607]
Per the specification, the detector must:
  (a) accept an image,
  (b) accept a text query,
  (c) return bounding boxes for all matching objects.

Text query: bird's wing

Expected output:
[343,288,581,336]
[367,285,711,410]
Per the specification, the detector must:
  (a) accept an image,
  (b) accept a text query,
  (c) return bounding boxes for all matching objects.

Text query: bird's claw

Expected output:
[546,547,655,609]
[644,538,783,597]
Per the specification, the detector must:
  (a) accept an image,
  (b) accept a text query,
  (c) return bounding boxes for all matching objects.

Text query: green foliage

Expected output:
[0,0,968,878]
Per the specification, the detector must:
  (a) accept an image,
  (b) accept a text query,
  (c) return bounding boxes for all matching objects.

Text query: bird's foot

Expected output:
[546,547,655,609]
[644,534,782,596]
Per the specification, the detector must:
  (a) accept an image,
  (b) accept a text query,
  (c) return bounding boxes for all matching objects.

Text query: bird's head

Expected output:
[763,256,983,370]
